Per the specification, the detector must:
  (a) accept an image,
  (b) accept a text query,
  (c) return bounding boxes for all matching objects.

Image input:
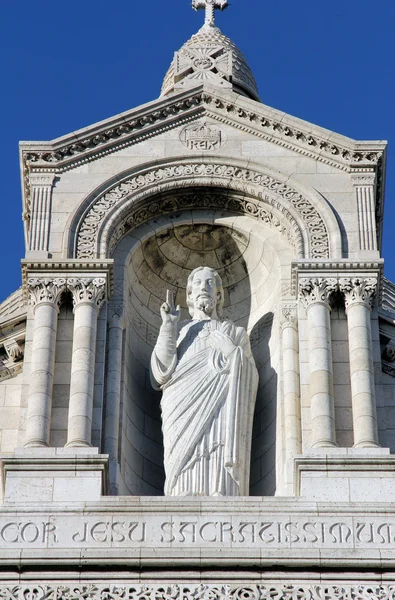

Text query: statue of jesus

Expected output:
[150,266,259,497]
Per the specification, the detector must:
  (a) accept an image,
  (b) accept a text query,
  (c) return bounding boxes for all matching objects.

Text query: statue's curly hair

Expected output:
[186,266,224,318]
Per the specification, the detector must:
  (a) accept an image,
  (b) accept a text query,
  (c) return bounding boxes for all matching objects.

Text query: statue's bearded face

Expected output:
[190,267,218,314]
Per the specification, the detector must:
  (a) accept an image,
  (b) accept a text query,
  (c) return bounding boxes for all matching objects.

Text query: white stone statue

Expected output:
[150,266,259,496]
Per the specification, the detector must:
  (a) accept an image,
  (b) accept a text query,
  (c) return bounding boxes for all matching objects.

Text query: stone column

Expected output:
[281,303,301,462]
[66,278,106,448]
[299,278,338,448]
[103,305,125,462]
[25,278,66,447]
[339,277,379,448]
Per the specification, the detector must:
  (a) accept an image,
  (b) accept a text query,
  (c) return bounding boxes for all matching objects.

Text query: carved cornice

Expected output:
[339,277,378,310]
[21,85,386,238]
[298,277,338,309]
[27,278,67,311]
[75,162,330,260]
[68,278,106,311]
[0,584,392,600]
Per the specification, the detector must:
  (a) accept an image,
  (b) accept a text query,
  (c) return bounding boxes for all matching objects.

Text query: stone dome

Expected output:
[161,24,260,102]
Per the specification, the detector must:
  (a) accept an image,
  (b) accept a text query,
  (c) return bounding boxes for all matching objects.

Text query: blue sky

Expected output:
[1,0,394,303]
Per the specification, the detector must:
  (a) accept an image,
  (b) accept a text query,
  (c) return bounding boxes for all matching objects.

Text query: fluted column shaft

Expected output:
[340,277,379,448]
[25,278,66,447]
[300,278,337,448]
[282,304,301,461]
[104,307,125,462]
[66,278,106,448]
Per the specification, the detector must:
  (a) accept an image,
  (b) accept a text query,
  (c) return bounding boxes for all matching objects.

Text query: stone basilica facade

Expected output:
[1,1,395,596]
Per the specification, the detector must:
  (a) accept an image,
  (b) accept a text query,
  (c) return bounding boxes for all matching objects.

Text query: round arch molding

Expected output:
[68,157,343,260]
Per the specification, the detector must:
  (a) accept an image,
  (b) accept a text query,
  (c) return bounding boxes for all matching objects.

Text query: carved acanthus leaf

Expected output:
[68,278,106,310]
[339,277,377,310]
[299,278,338,308]
[28,278,67,310]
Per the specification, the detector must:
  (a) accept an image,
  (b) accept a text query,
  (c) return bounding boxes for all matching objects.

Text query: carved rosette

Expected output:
[298,278,338,309]
[339,277,378,310]
[28,278,67,312]
[68,278,107,311]
[281,303,298,329]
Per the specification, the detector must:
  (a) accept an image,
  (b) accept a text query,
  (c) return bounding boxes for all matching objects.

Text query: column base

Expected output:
[65,440,92,448]
[0,448,108,503]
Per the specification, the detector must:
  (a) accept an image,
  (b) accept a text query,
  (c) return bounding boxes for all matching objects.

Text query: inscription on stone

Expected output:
[1,516,395,548]
[180,122,225,151]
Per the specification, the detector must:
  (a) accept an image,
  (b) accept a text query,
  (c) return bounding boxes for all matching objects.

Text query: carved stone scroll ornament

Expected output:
[75,163,330,260]
[339,277,378,310]
[28,278,67,311]
[0,584,394,600]
[298,278,338,309]
[68,278,106,311]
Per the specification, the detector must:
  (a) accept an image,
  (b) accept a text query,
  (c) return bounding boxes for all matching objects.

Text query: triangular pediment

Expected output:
[21,82,386,226]
[20,83,386,172]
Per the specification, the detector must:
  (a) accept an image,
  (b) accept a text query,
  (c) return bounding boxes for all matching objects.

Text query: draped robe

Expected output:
[151,318,259,496]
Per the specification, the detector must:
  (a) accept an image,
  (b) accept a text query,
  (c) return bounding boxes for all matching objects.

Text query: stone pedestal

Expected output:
[295,448,395,501]
[1,448,108,503]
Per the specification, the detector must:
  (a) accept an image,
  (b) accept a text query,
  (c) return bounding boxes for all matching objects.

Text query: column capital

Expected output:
[298,277,338,309]
[281,303,298,329]
[339,277,378,310]
[28,277,67,312]
[108,303,126,328]
[68,277,107,311]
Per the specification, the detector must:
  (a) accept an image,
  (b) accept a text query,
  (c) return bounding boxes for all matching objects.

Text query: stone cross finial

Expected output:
[192,0,228,27]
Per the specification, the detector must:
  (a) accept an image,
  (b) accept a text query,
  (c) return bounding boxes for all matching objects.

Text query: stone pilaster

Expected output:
[25,278,66,447]
[103,305,125,471]
[299,277,338,448]
[66,278,107,448]
[339,277,379,448]
[28,174,55,253]
[352,173,377,252]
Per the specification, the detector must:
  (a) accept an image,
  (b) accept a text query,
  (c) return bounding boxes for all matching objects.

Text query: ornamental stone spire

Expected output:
[192,0,228,28]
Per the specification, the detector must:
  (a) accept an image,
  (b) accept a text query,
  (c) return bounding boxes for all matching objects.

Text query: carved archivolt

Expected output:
[72,161,334,260]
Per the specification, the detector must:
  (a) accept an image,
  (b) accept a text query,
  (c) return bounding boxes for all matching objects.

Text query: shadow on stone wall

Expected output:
[249,312,278,496]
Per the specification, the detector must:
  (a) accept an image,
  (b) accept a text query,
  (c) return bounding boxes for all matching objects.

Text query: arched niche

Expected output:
[110,201,294,496]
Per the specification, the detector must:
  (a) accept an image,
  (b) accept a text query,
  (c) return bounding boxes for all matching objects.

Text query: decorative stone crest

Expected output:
[28,278,67,311]
[68,278,106,310]
[339,277,378,310]
[174,46,233,91]
[180,122,225,151]
[299,278,338,308]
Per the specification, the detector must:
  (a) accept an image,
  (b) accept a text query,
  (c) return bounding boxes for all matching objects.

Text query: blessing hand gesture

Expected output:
[160,290,181,326]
